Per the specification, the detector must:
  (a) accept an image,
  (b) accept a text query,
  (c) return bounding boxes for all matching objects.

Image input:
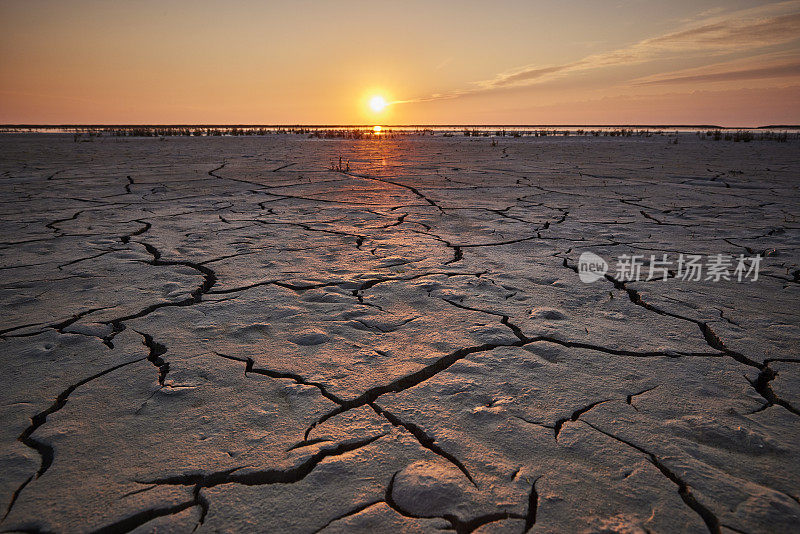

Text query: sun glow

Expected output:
[369,95,387,112]
[373,125,382,133]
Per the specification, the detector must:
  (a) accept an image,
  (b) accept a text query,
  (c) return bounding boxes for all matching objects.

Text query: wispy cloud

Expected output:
[434,57,454,71]
[640,61,800,85]
[398,1,800,105]
[634,52,800,85]
[482,9,800,90]
[641,11,800,50]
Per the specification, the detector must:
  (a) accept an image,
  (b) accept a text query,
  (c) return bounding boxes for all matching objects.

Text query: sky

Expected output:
[1,0,799,125]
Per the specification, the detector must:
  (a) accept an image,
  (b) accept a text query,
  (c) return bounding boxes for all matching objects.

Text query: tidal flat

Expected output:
[1,133,798,533]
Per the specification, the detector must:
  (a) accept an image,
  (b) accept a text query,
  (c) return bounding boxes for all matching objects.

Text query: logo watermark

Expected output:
[577,252,761,283]
[578,252,609,283]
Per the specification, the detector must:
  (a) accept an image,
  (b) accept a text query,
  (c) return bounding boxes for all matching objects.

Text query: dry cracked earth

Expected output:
[0,134,799,534]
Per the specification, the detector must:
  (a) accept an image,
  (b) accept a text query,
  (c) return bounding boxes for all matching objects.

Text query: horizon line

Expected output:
[2,123,799,130]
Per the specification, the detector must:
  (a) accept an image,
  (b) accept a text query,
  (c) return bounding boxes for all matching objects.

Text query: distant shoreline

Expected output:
[2,123,799,130]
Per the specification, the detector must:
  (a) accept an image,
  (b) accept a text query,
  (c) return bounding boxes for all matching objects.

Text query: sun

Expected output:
[369,95,387,112]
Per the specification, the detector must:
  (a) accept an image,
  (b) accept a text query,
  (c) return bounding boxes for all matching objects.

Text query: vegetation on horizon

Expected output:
[2,126,796,142]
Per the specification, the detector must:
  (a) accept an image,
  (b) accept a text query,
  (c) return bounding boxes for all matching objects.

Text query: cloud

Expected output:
[482,8,800,90]
[487,64,576,88]
[635,60,800,85]
[641,11,800,50]
[434,57,454,71]
[400,1,800,104]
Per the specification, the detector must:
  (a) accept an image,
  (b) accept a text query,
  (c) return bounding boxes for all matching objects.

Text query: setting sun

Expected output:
[369,96,387,112]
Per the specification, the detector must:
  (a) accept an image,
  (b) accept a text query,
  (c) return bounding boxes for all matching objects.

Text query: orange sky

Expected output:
[1,0,799,125]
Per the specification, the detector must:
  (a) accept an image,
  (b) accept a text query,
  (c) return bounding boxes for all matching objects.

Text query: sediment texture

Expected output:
[0,134,798,533]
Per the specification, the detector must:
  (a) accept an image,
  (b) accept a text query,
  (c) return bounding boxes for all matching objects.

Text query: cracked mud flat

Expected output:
[0,133,798,533]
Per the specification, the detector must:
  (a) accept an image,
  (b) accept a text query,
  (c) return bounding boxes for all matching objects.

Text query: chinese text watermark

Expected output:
[578,252,761,283]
